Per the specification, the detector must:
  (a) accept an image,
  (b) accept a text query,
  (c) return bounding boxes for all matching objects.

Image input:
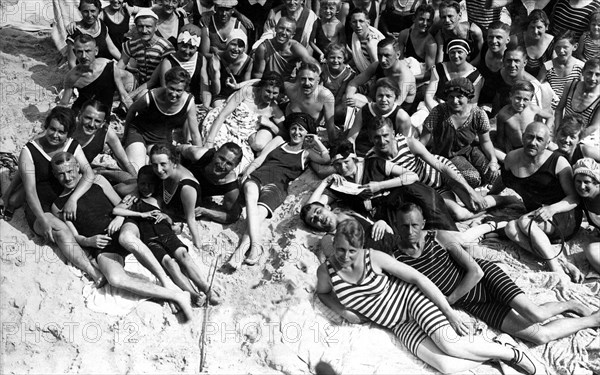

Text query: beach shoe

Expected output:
[494,334,547,375]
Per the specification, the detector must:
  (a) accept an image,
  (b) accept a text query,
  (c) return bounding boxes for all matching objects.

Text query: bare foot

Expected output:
[566,300,594,316]
[561,262,584,284]
[175,291,194,322]
[191,292,205,307]
[244,244,263,266]
[206,282,223,305]
[225,244,247,270]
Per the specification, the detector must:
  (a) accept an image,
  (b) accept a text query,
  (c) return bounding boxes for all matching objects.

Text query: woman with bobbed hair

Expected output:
[124,66,201,171]
[422,77,499,188]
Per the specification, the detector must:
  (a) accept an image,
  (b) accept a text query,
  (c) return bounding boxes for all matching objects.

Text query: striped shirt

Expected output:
[123,37,175,82]
[564,79,600,127]
[544,59,584,107]
[465,0,502,30]
[550,0,600,40]
[580,31,600,61]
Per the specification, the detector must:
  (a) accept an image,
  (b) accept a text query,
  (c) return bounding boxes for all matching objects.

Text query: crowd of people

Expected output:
[1,0,599,372]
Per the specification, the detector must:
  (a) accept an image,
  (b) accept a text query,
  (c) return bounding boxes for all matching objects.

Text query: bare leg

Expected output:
[428,325,544,374]
[124,142,147,173]
[245,182,269,263]
[97,253,193,321]
[460,222,508,243]
[500,295,599,345]
[174,247,222,305]
[35,214,104,284]
[249,129,274,154]
[584,241,600,273]
[118,222,179,290]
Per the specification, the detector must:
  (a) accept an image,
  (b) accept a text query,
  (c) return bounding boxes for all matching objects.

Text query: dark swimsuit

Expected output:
[72,61,117,116]
[166,54,205,104]
[81,126,108,163]
[403,29,425,63]
[182,148,239,197]
[161,178,202,218]
[102,7,130,52]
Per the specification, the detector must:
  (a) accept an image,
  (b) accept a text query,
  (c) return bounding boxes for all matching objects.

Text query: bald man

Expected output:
[501,122,583,282]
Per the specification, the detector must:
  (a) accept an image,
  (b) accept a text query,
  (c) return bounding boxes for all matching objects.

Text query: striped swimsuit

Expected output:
[326,249,450,355]
[393,231,524,329]
[373,135,460,192]
[580,32,600,61]
[544,59,584,108]
[564,80,600,127]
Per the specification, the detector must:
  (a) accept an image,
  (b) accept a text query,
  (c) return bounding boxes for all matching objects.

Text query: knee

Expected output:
[523,326,552,346]
[249,136,269,153]
[104,271,125,288]
[504,220,519,240]
[118,231,136,249]
[163,256,181,272]
[584,242,600,271]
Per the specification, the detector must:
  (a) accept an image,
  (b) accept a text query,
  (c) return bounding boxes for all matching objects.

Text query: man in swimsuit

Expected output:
[118,9,175,99]
[284,62,337,142]
[501,122,584,282]
[60,34,132,114]
[345,37,417,113]
[434,0,483,65]
[493,44,551,116]
[252,17,316,81]
[476,20,511,114]
[179,142,243,224]
[393,203,599,345]
[263,0,318,48]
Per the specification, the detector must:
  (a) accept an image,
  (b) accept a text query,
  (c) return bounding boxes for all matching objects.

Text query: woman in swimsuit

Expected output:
[517,10,554,80]
[573,158,600,273]
[316,218,546,375]
[555,58,600,131]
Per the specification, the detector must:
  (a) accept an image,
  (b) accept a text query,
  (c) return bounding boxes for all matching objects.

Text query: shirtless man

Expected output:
[284,62,337,142]
[252,17,315,81]
[345,37,417,113]
[434,0,483,65]
[179,142,243,224]
[495,80,553,159]
[501,122,583,282]
[394,203,599,346]
[60,34,131,115]
[50,152,194,321]
[397,4,438,82]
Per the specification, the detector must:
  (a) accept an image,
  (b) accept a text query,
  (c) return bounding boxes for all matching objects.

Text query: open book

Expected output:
[329,180,365,195]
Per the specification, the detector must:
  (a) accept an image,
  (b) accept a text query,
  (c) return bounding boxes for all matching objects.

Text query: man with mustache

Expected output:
[118,9,175,99]
[59,34,131,115]
[501,122,584,283]
[284,62,337,144]
[179,142,243,224]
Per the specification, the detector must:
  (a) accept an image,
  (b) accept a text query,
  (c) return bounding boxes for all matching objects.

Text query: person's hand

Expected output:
[121,94,133,109]
[342,309,367,324]
[371,220,393,241]
[175,7,188,17]
[194,206,205,218]
[446,310,470,336]
[66,21,78,34]
[533,205,555,223]
[485,161,501,183]
[466,191,487,212]
[39,217,55,243]
[152,211,172,224]
[359,181,381,197]
[345,95,357,107]
[326,173,345,186]
[87,234,112,249]
[107,217,123,236]
[61,199,78,221]
[560,259,584,283]
[236,12,254,30]
[225,76,236,89]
